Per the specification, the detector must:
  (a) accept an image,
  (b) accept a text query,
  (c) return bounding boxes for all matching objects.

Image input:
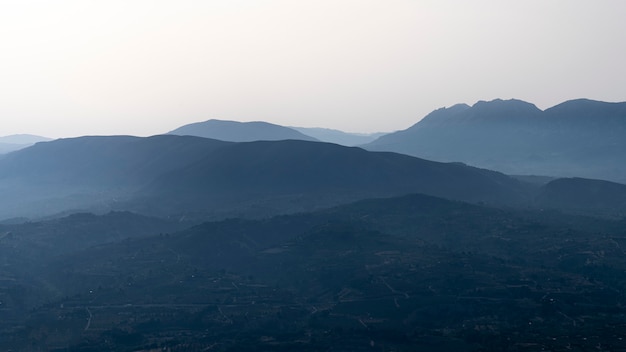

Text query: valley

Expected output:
[1,194,625,351]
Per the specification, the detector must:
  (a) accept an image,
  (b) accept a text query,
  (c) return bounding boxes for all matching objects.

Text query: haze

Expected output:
[1,0,625,138]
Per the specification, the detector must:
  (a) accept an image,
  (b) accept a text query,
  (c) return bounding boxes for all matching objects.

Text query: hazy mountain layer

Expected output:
[0,135,233,219]
[168,119,318,142]
[365,99,626,183]
[0,135,529,220]
[0,135,525,218]
[292,126,385,146]
[0,134,52,154]
[141,139,531,218]
[2,133,623,222]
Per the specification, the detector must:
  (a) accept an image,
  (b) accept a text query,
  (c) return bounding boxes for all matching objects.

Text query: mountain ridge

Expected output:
[365,98,626,183]
[0,135,529,220]
[4,192,626,350]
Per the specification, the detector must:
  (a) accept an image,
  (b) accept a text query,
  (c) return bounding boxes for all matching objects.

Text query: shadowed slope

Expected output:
[536,177,626,217]
[0,136,528,220]
[142,139,530,216]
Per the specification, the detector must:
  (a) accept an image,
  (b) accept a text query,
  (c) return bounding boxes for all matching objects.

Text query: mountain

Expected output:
[0,135,233,219]
[0,135,529,220]
[291,126,385,146]
[0,134,52,154]
[0,134,51,144]
[168,119,319,142]
[139,139,531,218]
[365,99,626,183]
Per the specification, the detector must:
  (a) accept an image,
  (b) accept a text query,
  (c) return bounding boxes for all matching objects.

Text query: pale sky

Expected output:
[1,0,625,138]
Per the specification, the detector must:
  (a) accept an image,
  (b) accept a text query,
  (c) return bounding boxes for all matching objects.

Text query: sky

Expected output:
[1,0,626,138]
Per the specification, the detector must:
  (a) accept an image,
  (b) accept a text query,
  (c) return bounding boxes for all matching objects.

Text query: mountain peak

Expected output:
[471,98,541,113]
[365,98,626,182]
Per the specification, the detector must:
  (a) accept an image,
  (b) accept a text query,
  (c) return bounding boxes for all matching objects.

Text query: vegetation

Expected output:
[1,194,625,351]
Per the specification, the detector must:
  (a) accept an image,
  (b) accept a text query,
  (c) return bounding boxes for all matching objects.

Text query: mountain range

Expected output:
[2,99,626,350]
[166,99,626,184]
[0,135,530,220]
[2,104,625,221]
[365,99,626,183]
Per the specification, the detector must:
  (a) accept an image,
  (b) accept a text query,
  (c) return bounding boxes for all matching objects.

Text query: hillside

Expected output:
[365,99,626,183]
[0,135,233,219]
[0,135,231,186]
[0,134,52,154]
[2,194,626,351]
[0,136,530,220]
[168,119,318,142]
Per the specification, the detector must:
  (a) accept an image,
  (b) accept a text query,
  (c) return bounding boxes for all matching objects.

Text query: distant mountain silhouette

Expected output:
[0,135,528,220]
[0,134,52,154]
[365,99,626,183]
[291,127,385,146]
[168,119,318,142]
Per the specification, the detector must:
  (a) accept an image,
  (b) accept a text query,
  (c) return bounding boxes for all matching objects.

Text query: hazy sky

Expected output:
[1,1,625,138]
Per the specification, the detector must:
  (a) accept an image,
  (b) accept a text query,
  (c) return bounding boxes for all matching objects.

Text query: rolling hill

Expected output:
[291,126,385,146]
[168,119,318,142]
